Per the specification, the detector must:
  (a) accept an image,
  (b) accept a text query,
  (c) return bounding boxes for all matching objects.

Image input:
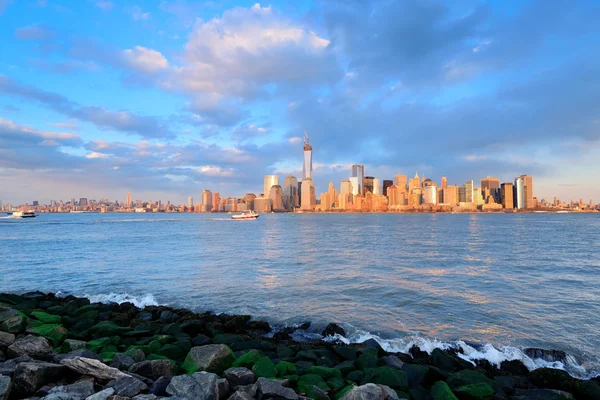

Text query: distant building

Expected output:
[515,177,525,209]
[501,183,514,209]
[351,164,364,194]
[283,175,298,210]
[303,132,313,180]
[201,189,212,212]
[300,178,316,210]
[188,196,193,207]
[382,180,393,197]
[465,180,474,203]
[244,193,256,211]
[481,176,500,203]
[264,175,279,200]
[387,184,397,205]
[125,192,132,208]
[372,178,381,195]
[458,186,467,203]
[254,196,272,213]
[409,172,421,191]
[394,174,407,191]
[349,176,360,196]
[423,186,437,205]
[213,192,220,211]
[441,176,447,190]
[32,200,39,207]
[363,176,375,194]
[270,185,285,211]
[79,198,88,207]
[521,175,534,209]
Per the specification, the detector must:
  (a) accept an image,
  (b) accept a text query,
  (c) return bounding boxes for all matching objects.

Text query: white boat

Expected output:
[231,210,259,220]
[556,210,569,214]
[12,210,36,218]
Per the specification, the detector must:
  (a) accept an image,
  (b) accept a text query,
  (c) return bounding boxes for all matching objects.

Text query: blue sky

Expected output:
[1,0,599,204]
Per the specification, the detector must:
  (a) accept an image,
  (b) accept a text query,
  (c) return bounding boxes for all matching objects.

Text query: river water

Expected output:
[1,212,599,378]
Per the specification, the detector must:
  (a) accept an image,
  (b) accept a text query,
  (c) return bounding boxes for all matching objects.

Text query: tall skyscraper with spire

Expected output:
[301,132,316,210]
[302,132,312,180]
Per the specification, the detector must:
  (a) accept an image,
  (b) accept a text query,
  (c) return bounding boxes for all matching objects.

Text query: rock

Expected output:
[321,323,346,337]
[356,350,378,370]
[225,367,256,388]
[236,383,258,398]
[0,315,27,333]
[340,383,387,400]
[575,380,600,400]
[307,366,342,379]
[430,349,472,372]
[454,383,494,400]
[297,374,329,396]
[125,349,146,363]
[7,335,54,359]
[129,360,175,380]
[193,334,213,347]
[111,354,135,370]
[0,332,15,348]
[90,321,130,337]
[499,360,530,376]
[334,360,355,376]
[42,380,95,400]
[276,361,297,377]
[26,324,68,347]
[0,352,3,363]
[247,320,271,332]
[530,368,574,393]
[183,345,235,374]
[348,370,365,383]
[524,349,568,364]
[217,378,229,400]
[297,350,318,361]
[252,356,277,378]
[364,367,409,391]
[256,377,298,400]
[310,385,331,400]
[166,372,219,400]
[107,395,129,400]
[62,340,88,353]
[106,376,148,397]
[378,384,401,400]
[401,364,429,388]
[447,370,494,390]
[0,307,18,323]
[13,362,67,397]
[85,388,115,400]
[55,350,103,363]
[149,376,172,396]
[431,381,459,400]
[381,356,404,370]
[494,376,529,395]
[228,392,253,400]
[333,346,357,361]
[0,355,33,376]
[31,311,61,324]
[0,375,11,400]
[511,388,574,399]
[132,395,157,400]
[60,357,129,381]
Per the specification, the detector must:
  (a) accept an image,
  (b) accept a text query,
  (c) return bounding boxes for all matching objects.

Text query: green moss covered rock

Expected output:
[276,361,297,377]
[252,356,277,378]
[232,349,264,368]
[31,311,61,324]
[432,381,459,400]
[454,383,495,400]
[298,374,330,396]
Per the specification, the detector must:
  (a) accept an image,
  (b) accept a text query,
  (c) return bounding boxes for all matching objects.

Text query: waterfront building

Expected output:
[465,180,474,203]
[270,185,284,211]
[349,176,360,196]
[515,177,525,209]
[458,186,467,203]
[213,192,220,212]
[188,196,193,208]
[382,180,393,197]
[303,132,313,180]
[244,193,256,211]
[387,184,397,205]
[201,189,212,212]
[283,175,298,210]
[327,181,338,208]
[409,172,421,191]
[409,189,422,207]
[520,175,534,209]
[397,188,407,206]
[254,196,272,213]
[340,180,352,196]
[441,176,447,189]
[79,198,88,207]
[423,185,437,205]
[372,178,381,195]
[394,174,408,191]
[363,176,375,194]
[437,187,444,204]
[481,176,501,203]
[264,175,279,199]
[125,192,132,208]
[473,188,485,206]
[297,182,302,207]
[351,164,364,194]
[301,178,316,210]
[444,185,459,205]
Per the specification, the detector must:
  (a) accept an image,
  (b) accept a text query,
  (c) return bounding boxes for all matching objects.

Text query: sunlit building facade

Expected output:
[264,175,279,199]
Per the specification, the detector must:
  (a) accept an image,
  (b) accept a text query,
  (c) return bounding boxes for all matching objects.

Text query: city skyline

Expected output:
[2,1,600,203]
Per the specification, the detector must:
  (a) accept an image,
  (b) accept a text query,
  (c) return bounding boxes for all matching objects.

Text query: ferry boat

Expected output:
[231,210,259,220]
[12,210,36,218]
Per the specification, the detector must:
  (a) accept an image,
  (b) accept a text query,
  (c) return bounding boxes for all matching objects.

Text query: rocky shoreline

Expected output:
[1,292,599,400]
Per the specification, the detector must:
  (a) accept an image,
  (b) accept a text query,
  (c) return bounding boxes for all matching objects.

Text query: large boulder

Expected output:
[7,335,54,359]
[26,324,68,347]
[89,321,130,337]
[256,377,298,400]
[454,383,495,400]
[129,360,175,380]
[60,356,129,380]
[447,370,494,390]
[511,388,574,399]
[106,375,148,397]
[0,316,26,334]
[111,353,136,370]
[0,355,33,376]
[252,356,277,378]
[530,368,575,393]
[340,383,398,400]
[149,376,172,396]
[363,367,409,391]
[183,344,235,374]
[31,311,61,324]
[12,362,67,397]
[322,323,346,337]
[224,367,256,388]
[431,381,459,400]
[297,374,329,396]
[41,380,95,400]
[0,375,11,400]
[61,339,87,353]
[0,332,15,349]
[166,371,219,400]
[85,387,115,400]
[430,349,472,373]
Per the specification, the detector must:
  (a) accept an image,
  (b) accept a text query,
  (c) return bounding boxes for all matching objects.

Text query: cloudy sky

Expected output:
[1,0,599,205]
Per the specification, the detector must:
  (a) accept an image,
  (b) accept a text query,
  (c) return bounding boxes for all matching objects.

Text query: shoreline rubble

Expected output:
[1,291,599,400]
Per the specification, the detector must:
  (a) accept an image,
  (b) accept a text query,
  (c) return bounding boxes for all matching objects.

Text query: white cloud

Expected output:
[49,121,78,130]
[96,1,114,11]
[130,6,150,21]
[462,154,488,162]
[86,152,110,159]
[288,137,302,144]
[123,46,168,73]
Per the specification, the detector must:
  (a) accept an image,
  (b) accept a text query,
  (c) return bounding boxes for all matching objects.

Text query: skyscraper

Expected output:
[270,185,284,211]
[201,189,212,212]
[351,164,364,194]
[465,180,474,203]
[394,174,407,191]
[515,176,525,209]
[423,186,437,205]
[382,180,393,197]
[444,185,459,205]
[372,178,381,195]
[521,175,534,209]
[349,176,360,196]
[409,172,421,191]
[363,176,375,194]
[303,132,313,180]
[188,196,193,207]
[79,198,88,207]
[126,192,132,208]
[213,192,220,212]
[501,183,514,209]
[301,178,315,210]
[264,175,279,199]
[441,176,447,190]
[283,175,298,210]
[481,176,500,203]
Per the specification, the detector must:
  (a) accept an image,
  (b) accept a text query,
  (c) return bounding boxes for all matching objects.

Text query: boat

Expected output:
[231,210,259,220]
[556,210,569,214]
[70,210,89,214]
[12,210,36,218]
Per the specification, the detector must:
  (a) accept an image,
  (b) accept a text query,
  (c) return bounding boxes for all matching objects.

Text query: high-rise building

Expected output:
[465,180,474,203]
[520,175,534,209]
[423,186,437,205]
[340,180,352,196]
[201,190,212,212]
[303,132,313,180]
[264,175,279,199]
[363,176,375,194]
[213,192,220,211]
[351,164,364,194]
[481,176,500,203]
[79,198,88,207]
[514,176,525,209]
[409,172,421,191]
[349,176,360,196]
[245,193,256,211]
[441,176,447,190]
[387,184,397,205]
[300,178,316,210]
[394,174,407,191]
[126,192,132,208]
[382,180,393,197]
[71,197,76,207]
[283,175,298,210]
[327,181,338,208]
[254,197,272,213]
[372,178,381,195]
[458,186,467,203]
[270,185,284,211]
[188,196,194,207]
[443,185,459,205]
[501,183,514,209]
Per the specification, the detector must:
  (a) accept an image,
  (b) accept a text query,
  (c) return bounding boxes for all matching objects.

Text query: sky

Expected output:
[1,0,599,205]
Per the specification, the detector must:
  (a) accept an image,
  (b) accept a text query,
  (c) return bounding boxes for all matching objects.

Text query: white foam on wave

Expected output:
[324,328,596,379]
[85,292,160,308]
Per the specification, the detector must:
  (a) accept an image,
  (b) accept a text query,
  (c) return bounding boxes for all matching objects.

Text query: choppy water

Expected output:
[1,212,599,378]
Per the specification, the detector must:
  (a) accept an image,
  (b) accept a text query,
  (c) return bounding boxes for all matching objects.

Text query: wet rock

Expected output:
[247,320,271,332]
[310,385,331,400]
[347,370,365,383]
[85,387,115,400]
[125,349,146,363]
[31,311,61,325]
[454,383,495,400]
[333,346,357,361]
[227,392,253,400]
[0,375,11,400]
[217,378,229,400]
[523,349,568,364]
[8,335,54,360]
[276,361,297,377]
[430,349,472,372]
[89,321,130,338]
[364,367,409,391]
[129,360,175,380]
[193,334,213,347]
[499,360,529,376]
[297,374,329,396]
[42,380,95,400]
[62,340,87,353]
[340,383,389,400]
[512,388,574,399]
[166,371,219,400]
[431,381,458,400]
[0,355,33,376]
[26,324,68,347]
[0,332,15,349]
[225,367,256,388]
[149,375,171,396]
[55,350,103,363]
[110,354,135,370]
[378,384,401,400]
[106,376,148,397]
[381,355,404,370]
[530,368,574,393]
[0,352,3,363]
[13,362,67,397]
[60,357,129,381]
[252,356,277,378]
[321,323,346,338]
[235,383,258,399]
[256,377,298,400]
[494,376,529,395]
[183,344,235,374]
[356,349,378,370]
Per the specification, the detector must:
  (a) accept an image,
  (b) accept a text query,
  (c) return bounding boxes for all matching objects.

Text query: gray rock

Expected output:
[217,378,229,400]
[381,356,404,370]
[378,385,401,400]
[0,352,4,363]
[0,332,15,348]
[111,354,135,370]
[62,340,87,353]
[0,307,18,323]
[106,395,129,400]
[7,335,54,359]
[224,367,256,388]
[512,389,575,399]
[13,362,67,397]
[0,315,26,334]
[0,375,11,400]
[106,376,148,397]
[129,360,175,380]
[227,392,253,400]
[84,388,115,400]
[149,376,171,396]
[310,386,330,400]
[55,350,103,363]
[256,377,298,400]
[340,383,386,400]
[0,355,34,376]
[183,345,234,373]
[235,384,257,399]
[60,357,129,381]
[166,372,218,400]
[42,380,95,400]
[132,395,157,400]
[125,349,145,363]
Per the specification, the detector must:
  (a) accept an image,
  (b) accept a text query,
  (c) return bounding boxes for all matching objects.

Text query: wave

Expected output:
[82,292,160,308]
